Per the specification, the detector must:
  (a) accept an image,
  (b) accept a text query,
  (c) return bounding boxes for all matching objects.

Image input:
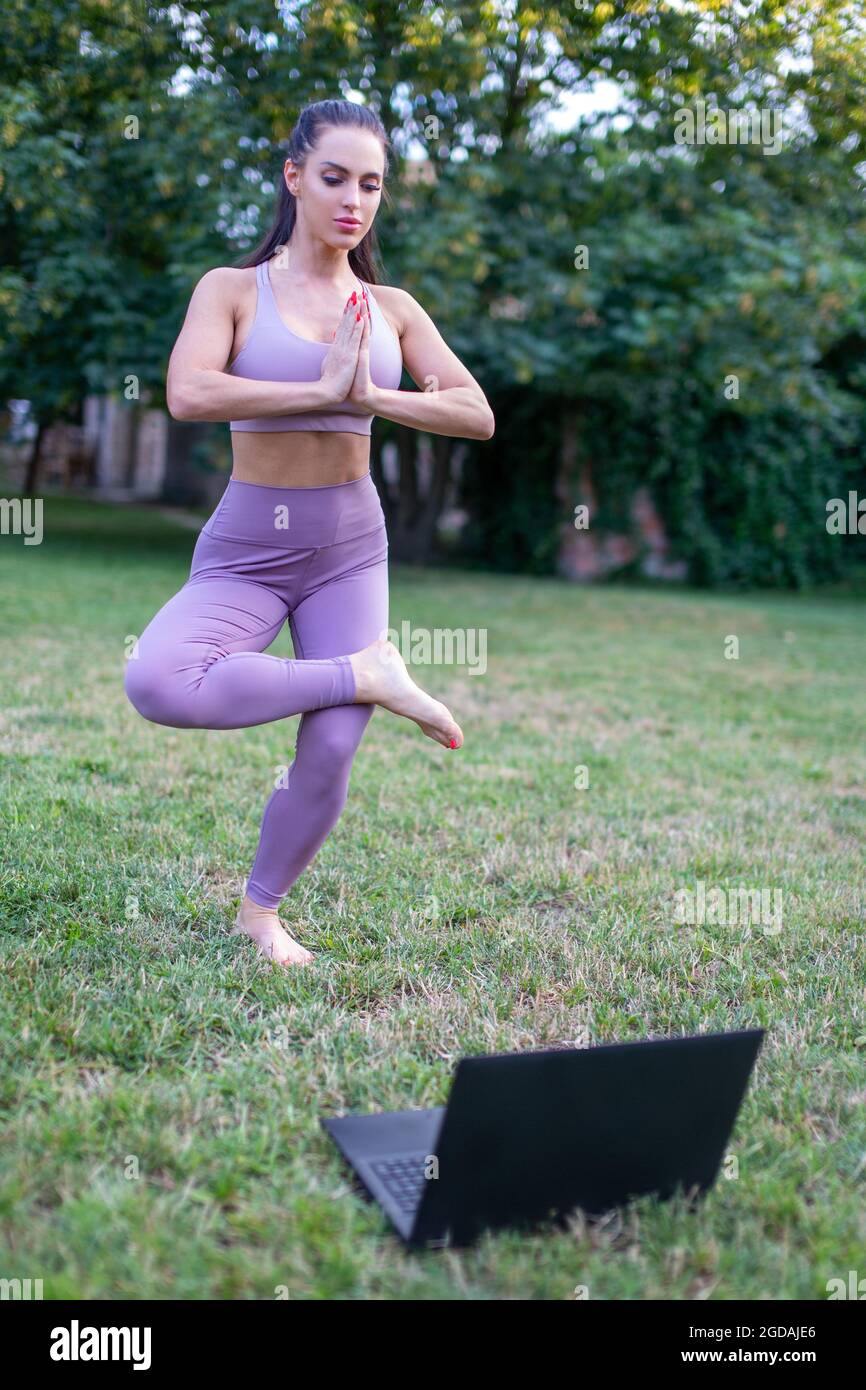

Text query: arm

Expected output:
[166,267,334,422]
[361,288,495,441]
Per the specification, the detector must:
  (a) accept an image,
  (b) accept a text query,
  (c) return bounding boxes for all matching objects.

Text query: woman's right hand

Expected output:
[319,292,367,403]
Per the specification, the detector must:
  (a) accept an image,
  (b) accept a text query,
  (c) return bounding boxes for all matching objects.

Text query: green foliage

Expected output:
[1,1,865,585]
[442,136,866,586]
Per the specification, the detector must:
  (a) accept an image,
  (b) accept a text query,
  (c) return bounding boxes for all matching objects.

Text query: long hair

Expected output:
[235,100,391,284]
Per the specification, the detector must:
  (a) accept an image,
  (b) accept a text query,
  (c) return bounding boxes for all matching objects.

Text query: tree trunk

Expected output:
[124,402,142,489]
[23,420,47,497]
[161,416,208,506]
[413,432,452,562]
[385,426,454,564]
[384,425,416,559]
[394,424,418,552]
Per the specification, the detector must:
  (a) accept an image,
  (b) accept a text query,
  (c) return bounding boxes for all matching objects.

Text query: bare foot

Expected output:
[348,639,464,749]
[231,895,313,966]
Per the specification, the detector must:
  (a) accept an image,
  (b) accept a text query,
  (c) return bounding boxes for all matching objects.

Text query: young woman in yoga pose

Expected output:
[124,99,495,966]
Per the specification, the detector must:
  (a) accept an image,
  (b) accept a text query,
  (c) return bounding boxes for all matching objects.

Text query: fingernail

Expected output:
[449,738,458,749]
[356,311,361,321]
[351,292,357,304]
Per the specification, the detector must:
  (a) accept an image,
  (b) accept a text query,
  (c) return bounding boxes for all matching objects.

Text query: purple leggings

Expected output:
[124,471,388,909]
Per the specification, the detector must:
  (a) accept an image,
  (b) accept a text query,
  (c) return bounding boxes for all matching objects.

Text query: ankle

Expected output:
[239,895,279,920]
[348,650,373,703]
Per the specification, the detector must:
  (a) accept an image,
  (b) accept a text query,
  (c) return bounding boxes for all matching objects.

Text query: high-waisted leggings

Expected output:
[124,470,388,910]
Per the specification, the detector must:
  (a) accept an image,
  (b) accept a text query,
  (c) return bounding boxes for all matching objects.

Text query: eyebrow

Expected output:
[318,161,383,179]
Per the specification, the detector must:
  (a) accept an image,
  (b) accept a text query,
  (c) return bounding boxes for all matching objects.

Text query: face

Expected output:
[285,125,384,248]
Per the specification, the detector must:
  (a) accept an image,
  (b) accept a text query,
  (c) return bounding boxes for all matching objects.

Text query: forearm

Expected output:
[369,385,494,440]
[170,370,334,423]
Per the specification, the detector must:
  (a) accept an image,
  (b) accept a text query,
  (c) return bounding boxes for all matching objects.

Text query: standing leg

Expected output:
[239,533,389,958]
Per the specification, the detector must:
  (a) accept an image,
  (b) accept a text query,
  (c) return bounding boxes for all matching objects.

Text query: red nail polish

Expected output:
[351,292,357,304]
[449,738,457,749]
[356,311,361,321]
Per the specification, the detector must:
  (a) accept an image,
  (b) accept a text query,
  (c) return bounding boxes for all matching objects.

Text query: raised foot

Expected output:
[351,638,464,750]
[232,897,313,967]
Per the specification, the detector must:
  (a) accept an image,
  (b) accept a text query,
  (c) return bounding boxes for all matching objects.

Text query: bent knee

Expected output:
[124,657,166,723]
[124,657,192,728]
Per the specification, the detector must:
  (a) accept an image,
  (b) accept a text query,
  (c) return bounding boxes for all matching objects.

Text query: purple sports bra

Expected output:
[228,258,403,434]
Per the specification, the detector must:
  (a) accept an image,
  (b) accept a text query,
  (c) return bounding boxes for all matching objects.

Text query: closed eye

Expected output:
[323,176,380,192]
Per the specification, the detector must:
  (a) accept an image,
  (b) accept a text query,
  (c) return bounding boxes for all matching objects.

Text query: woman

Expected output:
[124,99,495,967]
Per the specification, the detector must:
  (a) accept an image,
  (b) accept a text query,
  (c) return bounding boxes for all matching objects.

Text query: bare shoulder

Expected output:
[368,284,430,339]
[200,264,255,287]
[190,264,254,312]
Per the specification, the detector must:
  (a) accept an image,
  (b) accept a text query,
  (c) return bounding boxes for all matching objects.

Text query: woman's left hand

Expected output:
[347,292,376,408]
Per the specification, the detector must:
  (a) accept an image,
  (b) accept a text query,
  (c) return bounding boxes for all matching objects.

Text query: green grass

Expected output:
[1,496,864,1299]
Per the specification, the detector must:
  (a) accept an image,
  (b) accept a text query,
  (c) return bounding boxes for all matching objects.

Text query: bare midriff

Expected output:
[229,429,371,488]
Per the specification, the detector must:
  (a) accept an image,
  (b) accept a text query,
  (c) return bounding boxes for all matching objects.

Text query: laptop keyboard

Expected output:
[369,1152,432,1213]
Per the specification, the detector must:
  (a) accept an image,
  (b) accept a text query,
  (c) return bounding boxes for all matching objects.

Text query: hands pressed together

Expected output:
[319,286,376,409]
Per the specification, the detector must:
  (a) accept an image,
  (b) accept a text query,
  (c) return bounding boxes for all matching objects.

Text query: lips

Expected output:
[335,219,362,228]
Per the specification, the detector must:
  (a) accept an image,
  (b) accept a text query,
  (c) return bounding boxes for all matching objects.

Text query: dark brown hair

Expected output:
[235,99,391,283]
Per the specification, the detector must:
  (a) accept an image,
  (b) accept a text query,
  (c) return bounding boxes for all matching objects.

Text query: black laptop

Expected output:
[320,1027,765,1248]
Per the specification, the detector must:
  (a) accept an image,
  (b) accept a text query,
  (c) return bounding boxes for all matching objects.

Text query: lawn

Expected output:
[1,495,864,1299]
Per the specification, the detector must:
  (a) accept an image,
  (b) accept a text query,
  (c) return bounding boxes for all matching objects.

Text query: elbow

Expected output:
[166,377,196,421]
[463,395,494,441]
[168,395,194,422]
